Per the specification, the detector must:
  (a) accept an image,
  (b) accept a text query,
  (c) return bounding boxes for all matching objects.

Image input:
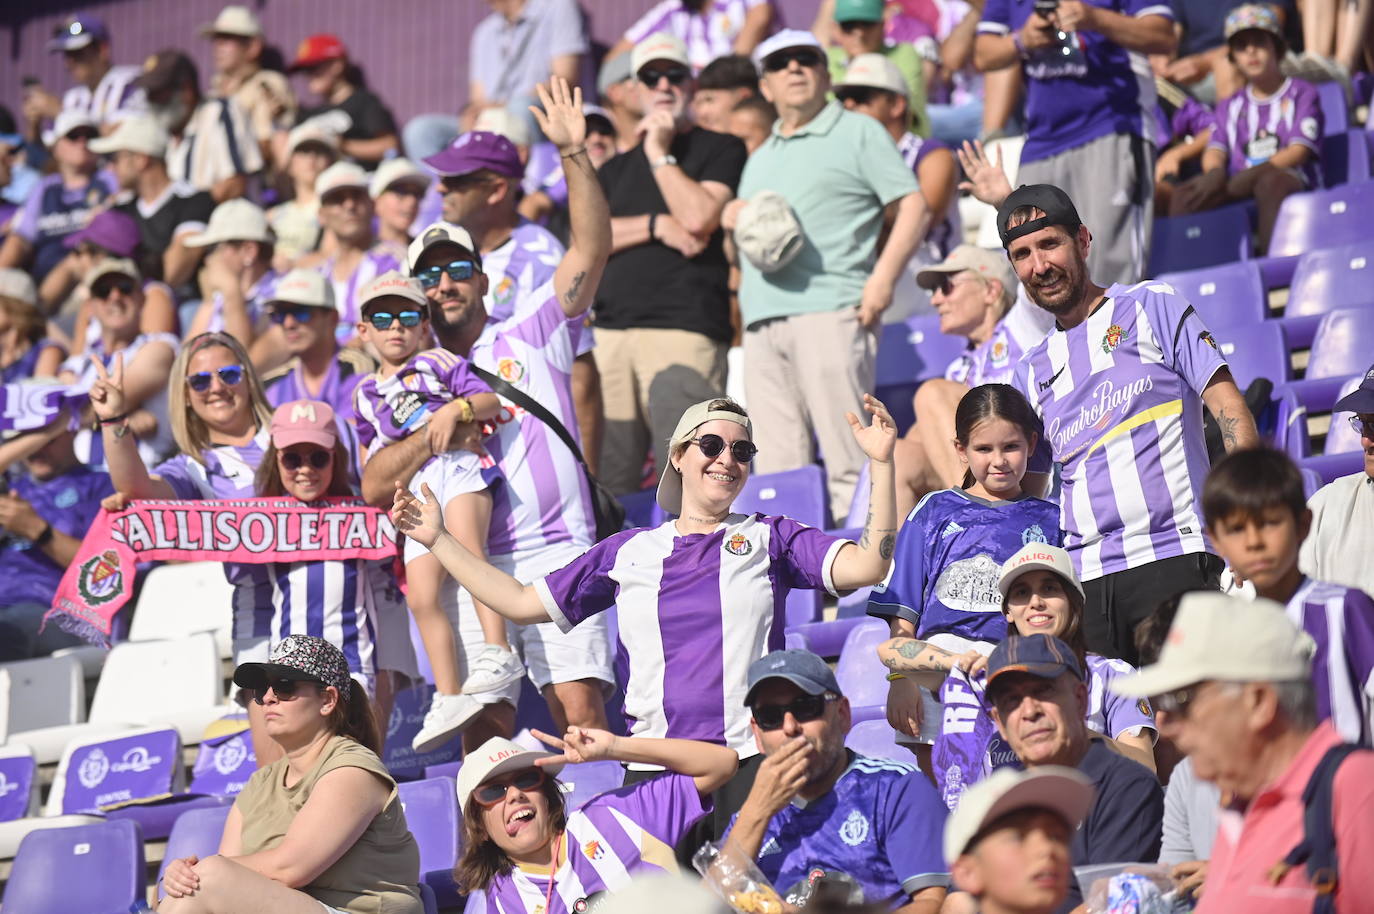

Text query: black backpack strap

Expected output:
[1271,743,1366,912]
[470,364,589,470]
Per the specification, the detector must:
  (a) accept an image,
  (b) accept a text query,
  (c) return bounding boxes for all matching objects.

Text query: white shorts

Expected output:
[403,450,499,564]
[438,541,616,706]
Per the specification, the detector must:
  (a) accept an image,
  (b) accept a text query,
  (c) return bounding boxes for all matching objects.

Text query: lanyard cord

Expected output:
[544,832,564,914]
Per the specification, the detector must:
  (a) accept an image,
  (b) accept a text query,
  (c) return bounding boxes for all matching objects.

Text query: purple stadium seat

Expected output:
[1319,130,1371,186]
[1301,451,1366,484]
[558,760,625,810]
[1149,203,1252,275]
[834,619,889,723]
[1211,321,1291,388]
[735,465,829,626]
[1269,181,1374,257]
[4,818,146,912]
[1286,242,1374,317]
[876,316,967,433]
[156,804,232,898]
[1300,467,1324,499]
[1157,261,1266,327]
[0,753,35,822]
[1271,375,1360,458]
[421,883,440,914]
[398,776,462,907]
[1324,377,1366,454]
[1308,308,1374,379]
[845,719,910,764]
[1317,80,1349,136]
[385,682,462,778]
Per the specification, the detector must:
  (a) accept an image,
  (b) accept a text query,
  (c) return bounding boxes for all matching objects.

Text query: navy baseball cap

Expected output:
[745,649,841,706]
[985,634,1083,698]
[996,184,1083,249]
[1333,363,1374,414]
[49,14,110,52]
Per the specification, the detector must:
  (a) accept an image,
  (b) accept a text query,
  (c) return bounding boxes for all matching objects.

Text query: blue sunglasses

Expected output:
[415,260,476,289]
[186,364,244,393]
[366,310,424,330]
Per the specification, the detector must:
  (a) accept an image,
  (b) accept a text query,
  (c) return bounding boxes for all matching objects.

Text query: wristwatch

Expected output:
[650,154,678,171]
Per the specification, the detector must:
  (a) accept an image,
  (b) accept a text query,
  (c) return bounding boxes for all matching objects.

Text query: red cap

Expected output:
[289,33,346,71]
[270,400,339,451]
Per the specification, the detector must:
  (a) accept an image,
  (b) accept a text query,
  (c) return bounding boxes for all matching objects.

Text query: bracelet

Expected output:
[1012,31,1028,59]
[560,146,587,159]
[99,412,129,426]
[885,672,906,682]
[648,212,658,241]
[33,523,53,548]
[453,396,474,424]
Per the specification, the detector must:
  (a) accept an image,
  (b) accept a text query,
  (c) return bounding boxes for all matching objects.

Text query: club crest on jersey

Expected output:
[494,276,514,306]
[1100,324,1125,354]
[1021,524,1047,545]
[582,839,605,861]
[496,357,525,383]
[724,533,753,556]
[1199,330,1219,350]
[990,338,1009,366]
[1137,698,1153,717]
[839,809,870,846]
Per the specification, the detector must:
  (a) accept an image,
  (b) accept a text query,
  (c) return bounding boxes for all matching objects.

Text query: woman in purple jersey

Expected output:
[455,726,737,914]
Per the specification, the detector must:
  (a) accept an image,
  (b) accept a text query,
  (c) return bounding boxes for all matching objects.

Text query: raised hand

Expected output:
[530,77,586,155]
[743,736,812,818]
[957,139,1013,208]
[531,726,619,764]
[390,481,447,548]
[846,394,897,464]
[88,353,128,421]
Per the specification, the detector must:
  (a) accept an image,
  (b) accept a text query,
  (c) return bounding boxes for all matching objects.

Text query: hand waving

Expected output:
[88,353,128,421]
[530,77,585,155]
[956,139,1013,209]
[390,482,447,548]
[846,394,897,464]
[532,726,619,764]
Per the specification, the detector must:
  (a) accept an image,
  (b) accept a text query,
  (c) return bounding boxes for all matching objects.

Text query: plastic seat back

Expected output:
[1309,308,1374,379]
[3,818,146,912]
[2,654,85,733]
[156,804,232,897]
[1149,203,1252,274]
[87,632,220,725]
[1157,261,1266,327]
[1285,242,1374,318]
[128,562,235,658]
[1270,181,1374,257]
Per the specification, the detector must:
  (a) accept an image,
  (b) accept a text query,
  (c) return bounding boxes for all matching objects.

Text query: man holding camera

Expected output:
[973,0,1176,286]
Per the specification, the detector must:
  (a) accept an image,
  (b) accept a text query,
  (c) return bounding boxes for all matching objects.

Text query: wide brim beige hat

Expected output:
[369,158,431,199]
[735,190,804,274]
[656,399,753,515]
[83,257,142,290]
[916,244,1016,294]
[184,198,273,248]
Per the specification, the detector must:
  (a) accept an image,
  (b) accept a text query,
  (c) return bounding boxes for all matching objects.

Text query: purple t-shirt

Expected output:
[153,430,269,500]
[978,0,1172,162]
[263,351,374,425]
[534,513,848,755]
[474,773,709,914]
[2,467,113,608]
[1209,77,1324,188]
[1155,96,1215,146]
[1012,281,1226,582]
[1285,578,1374,745]
[352,348,491,452]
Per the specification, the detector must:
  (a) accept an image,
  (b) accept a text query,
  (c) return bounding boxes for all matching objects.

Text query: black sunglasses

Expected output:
[762,48,826,73]
[691,434,757,464]
[1150,683,1207,718]
[249,677,318,704]
[92,276,136,298]
[64,129,98,143]
[365,310,424,330]
[751,692,837,731]
[835,87,887,108]
[280,449,332,471]
[638,65,692,87]
[415,260,476,289]
[838,19,877,32]
[186,364,245,392]
[269,305,320,325]
[473,768,546,807]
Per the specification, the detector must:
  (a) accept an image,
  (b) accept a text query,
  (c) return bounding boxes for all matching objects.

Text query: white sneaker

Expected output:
[463,645,527,694]
[411,692,483,753]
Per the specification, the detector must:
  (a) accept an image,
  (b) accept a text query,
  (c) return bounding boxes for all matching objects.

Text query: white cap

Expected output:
[266,268,335,310]
[456,736,564,811]
[632,32,691,74]
[407,221,481,272]
[1111,592,1316,698]
[89,116,169,159]
[83,257,142,290]
[369,158,432,199]
[42,108,99,147]
[184,198,273,248]
[997,544,1085,600]
[200,5,262,38]
[943,766,1093,864]
[284,123,340,158]
[358,271,428,311]
[0,269,38,306]
[315,161,370,200]
[472,108,532,148]
[836,52,908,97]
[735,190,804,274]
[752,29,825,66]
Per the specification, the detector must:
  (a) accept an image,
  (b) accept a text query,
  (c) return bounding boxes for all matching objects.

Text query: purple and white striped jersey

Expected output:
[944,318,1028,387]
[483,220,564,324]
[153,429,269,499]
[473,773,708,914]
[353,348,491,452]
[534,513,848,756]
[474,286,597,556]
[1209,78,1324,188]
[1011,282,1226,582]
[1284,578,1374,744]
[622,0,769,72]
[319,246,403,343]
[61,64,145,127]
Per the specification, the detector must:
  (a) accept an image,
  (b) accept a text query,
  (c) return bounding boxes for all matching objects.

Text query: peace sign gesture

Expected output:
[529,76,586,155]
[88,353,128,421]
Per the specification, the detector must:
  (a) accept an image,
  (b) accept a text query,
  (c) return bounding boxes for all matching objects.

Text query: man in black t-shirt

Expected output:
[594,31,747,495]
[288,33,399,169]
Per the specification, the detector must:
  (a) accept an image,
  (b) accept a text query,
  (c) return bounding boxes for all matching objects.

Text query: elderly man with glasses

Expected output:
[1301,362,1374,596]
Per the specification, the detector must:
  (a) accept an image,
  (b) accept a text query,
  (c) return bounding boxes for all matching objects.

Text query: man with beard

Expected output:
[724,649,949,913]
[1001,184,1258,663]
[361,77,614,748]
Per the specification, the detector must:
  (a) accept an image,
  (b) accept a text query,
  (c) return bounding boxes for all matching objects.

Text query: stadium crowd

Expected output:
[0,0,1372,911]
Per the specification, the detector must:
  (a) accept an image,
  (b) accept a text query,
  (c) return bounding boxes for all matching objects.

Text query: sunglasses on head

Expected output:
[92,276,136,298]
[762,48,826,73]
[751,692,837,730]
[279,449,332,470]
[415,260,476,289]
[249,677,318,704]
[269,304,320,325]
[473,768,546,806]
[691,433,757,464]
[638,65,692,87]
[365,309,424,330]
[186,364,245,393]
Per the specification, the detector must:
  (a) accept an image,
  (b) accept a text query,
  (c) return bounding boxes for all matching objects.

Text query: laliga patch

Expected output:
[724,532,753,556]
[1100,324,1125,355]
[1199,330,1219,350]
[583,839,605,861]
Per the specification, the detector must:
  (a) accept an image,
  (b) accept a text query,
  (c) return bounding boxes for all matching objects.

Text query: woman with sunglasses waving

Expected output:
[160,634,424,914]
[393,394,899,774]
[456,727,737,914]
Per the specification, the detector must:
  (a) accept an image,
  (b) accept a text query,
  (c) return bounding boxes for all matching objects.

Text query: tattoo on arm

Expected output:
[879,534,895,560]
[896,640,921,659]
[859,473,875,549]
[885,638,956,671]
[1217,407,1240,451]
[562,270,587,309]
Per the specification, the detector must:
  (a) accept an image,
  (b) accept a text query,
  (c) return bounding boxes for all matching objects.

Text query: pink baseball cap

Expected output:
[270,400,339,450]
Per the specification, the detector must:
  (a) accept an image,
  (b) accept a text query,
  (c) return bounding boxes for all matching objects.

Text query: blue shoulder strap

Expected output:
[1272,743,1367,913]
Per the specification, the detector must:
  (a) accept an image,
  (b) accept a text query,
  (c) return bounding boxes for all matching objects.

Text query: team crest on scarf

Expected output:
[724,532,753,556]
[497,357,526,383]
[77,550,125,606]
[1101,324,1125,354]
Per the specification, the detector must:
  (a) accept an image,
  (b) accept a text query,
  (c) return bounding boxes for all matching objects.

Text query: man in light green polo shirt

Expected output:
[722,29,929,523]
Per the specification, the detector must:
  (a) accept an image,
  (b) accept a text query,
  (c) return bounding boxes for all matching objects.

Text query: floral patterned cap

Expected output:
[1224,4,1284,43]
[233,634,352,700]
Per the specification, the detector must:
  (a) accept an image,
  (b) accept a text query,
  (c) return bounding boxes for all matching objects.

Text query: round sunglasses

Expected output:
[364,309,424,330]
[186,364,245,393]
[691,434,758,464]
[279,449,332,471]
[473,767,546,807]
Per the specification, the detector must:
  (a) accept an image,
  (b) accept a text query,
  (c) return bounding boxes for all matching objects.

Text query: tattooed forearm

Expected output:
[881,637,956,671]
[562,270,587,309]
[879,534,895,560]
[1217,407,1240,452]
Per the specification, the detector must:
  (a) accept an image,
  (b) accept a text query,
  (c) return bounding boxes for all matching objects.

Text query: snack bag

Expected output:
[692,842,786,914]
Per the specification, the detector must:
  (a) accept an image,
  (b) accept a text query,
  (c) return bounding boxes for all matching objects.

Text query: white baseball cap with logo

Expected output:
[1111,592,1316,698]
[184,198,273,248]
[407,221,482,273]
[369,158,432,200]
[315,161,370,200]
[358,271,428,311]
[285,123,340,158]
[916,244,1017,296]
[200,5,262,38]
[89,116,169,159]
[456,736,564,811]
[752,29,825,67]
[943,766,1093,865]
[267,268,335,311]
[83,258,142,290]
[997,543,1085,600]
[835,52,908,98]
[632,32,691,74]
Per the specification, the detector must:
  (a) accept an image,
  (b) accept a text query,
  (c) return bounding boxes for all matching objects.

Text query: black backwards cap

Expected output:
[996,184,1083,249]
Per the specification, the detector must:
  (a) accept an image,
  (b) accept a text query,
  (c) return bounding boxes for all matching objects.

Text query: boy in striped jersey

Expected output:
[1203,448,1374,744]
